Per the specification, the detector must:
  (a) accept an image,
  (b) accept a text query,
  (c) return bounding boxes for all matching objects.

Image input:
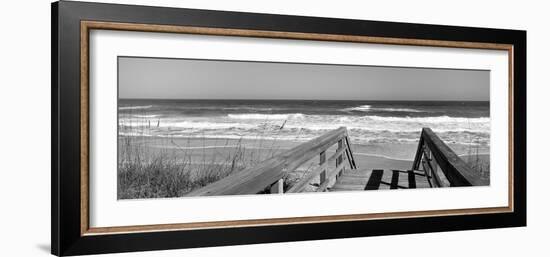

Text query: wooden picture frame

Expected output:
[52,1,526,256]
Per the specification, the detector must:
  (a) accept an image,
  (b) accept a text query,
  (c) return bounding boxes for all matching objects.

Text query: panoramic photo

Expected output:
[117,57,490,199]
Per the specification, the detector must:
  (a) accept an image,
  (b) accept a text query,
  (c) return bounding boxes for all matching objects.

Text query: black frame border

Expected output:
[52,1,526,256]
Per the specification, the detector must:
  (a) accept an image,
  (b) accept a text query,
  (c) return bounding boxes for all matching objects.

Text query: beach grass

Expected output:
[117,135,252,199]
[464,152,490,185]
[117,113,288,199]
[119,130,291,198]
[464,122,491,184]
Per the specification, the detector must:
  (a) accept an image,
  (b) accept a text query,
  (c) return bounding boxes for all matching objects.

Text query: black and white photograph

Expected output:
[0,0,541,255]
[117,57,490,199]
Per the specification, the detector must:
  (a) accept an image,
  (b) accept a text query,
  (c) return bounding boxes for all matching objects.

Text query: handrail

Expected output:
[412,128,483,187]
[187,127,357,196]
[287,146,346,193]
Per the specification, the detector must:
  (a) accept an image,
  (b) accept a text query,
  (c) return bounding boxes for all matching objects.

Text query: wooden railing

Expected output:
[187,127,357,196]
[412,128,483,187]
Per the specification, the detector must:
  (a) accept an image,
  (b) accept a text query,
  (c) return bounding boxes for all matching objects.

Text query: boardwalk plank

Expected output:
[330,168,432,192]
[379,170,392,190]
[336,176,369,185]
[390,170,399,189]
[331,184,365,191]
[408,170,416,188]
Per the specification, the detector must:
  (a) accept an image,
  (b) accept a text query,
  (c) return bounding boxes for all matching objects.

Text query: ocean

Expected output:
[118,99,490,160]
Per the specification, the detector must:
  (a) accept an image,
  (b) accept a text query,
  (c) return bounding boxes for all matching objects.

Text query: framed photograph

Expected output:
[52,1,526,256]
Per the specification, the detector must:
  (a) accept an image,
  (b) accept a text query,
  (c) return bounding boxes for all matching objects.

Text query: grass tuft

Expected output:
[117,112,285,199]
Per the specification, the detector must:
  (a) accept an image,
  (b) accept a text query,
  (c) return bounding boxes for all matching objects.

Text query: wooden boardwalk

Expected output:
[330,169,431,192]
[188,127,484,197]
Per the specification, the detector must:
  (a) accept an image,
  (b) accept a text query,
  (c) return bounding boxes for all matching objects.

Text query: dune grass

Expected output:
[117,134,269,199]
[462,117,491,184]
[117,112,289,199]
[463,145,490,185]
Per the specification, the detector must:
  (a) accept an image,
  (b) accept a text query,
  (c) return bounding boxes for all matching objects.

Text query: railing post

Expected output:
[344,135,357,169]
[421,144,442,187]
[412,133,425,170]
[270,178,284,194]
[422,145,431,175]
[336,139,344,177]
[319,151,326,186]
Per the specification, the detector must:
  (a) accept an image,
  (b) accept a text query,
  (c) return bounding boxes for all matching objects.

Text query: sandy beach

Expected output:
[121,134,494,172]
[120,136,415,172]
[118,135,490,194]
[118,135,421,196]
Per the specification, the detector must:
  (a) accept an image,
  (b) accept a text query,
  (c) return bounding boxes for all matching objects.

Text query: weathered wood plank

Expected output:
[412,136,424,170]
[337,174,370,180]
[378,169,392,190]
[334,176,369,185]
[330,169,370,191]
[319,151,327,186]
[331,184,365,191]
[331,168,432,191]
[344,136,357,169]
[336,140,341,157]
[340,169,370,177]
[270,179,284,194]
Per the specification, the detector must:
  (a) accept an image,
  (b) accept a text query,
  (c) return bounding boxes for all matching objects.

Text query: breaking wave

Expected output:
[343,105,422,113]
[119,105,153,110]
[227,113,305,120]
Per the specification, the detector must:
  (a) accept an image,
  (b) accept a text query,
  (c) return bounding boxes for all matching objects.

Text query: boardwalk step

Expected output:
[329,169,431,192]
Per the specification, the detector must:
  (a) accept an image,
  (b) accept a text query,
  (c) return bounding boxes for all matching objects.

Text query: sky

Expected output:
[118,57,489,101]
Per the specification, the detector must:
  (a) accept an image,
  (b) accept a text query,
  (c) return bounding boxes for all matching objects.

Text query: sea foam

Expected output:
[228,113,305,120]
[119,105,153,110]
